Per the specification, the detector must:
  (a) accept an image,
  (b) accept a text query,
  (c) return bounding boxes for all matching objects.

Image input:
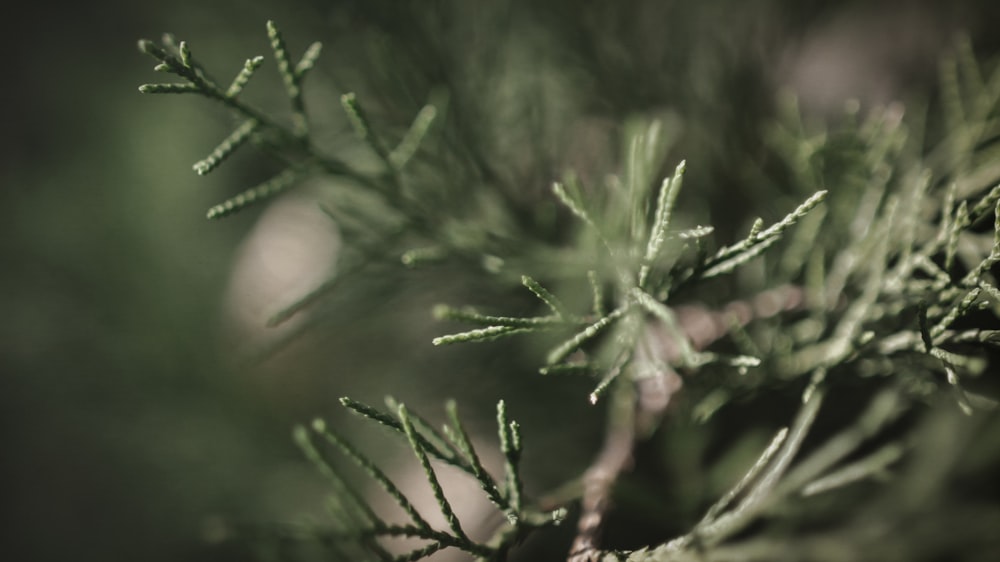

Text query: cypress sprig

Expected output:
[698,426,790,525]
[391,104,438,169]
[266,20,309,137]
[432,276,586,347]
[748,217,766,240]
[295,398,551,560]
[137,82,201,94]
[639,160,686,289]
[432,325,534,346]
[630,288,698,366]
[778,389,906,496]
[295,41,323,77]
[587,270,606,317]
[624,120,669,241]
[226,56,265,98]
[551,176,613,253]
[140,25,386,224]
[696,190,828,281]
[433,305,563,328]
[432,152,822,406]
[551,179,593,227]
[193,118,259,175]
[979,280,1000,306]
[929,347,982,371]
[398,404,471,544]
[944,200,970,271]
[293,424,379,528]
[968,182,1000,225]
[691,385,826,547]
[342,92,393,167]
[781,247,890,376]
[401,246,448,267]
[310,418,433,530]
[632,384,920,561]
[339,397,465,468]
[931,287,983,339]
[384,395,463,461]
[521,275,569,318]
[178,40,193,67]
[676,225,714,240]
[545,306,627,367]
[496,401,524,515]
[687,352,762,371]
[619,120,679,256]
[206,166,301,219]
[137,39,223,100]
[443,400,506,509]
[800,442,905,496]
[588,352,630,405]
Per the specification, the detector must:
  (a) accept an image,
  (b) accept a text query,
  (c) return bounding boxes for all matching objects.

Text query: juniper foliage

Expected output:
[137,13,1000,562]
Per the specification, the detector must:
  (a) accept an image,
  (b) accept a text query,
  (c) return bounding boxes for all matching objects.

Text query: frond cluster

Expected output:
[434,120,827,403]
[761,48,1000,414]
[606,40,1000,562]
[291,397,565,561]
[430,44,1000,561]
[137,22,355,218]
[137,20,1000,562]
[138,22,450,329]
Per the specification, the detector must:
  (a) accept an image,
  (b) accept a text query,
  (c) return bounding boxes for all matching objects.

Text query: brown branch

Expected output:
[565,285,806,561]
[567,386,638,562]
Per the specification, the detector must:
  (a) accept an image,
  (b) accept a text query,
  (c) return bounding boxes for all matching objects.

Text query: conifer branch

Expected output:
[294,424,380,527]
[137,21,1000,562]
[433,305,563,328]
[138,26,377,222]
[443,400,507,510]
[266,20,309,137]
[384,395,464,461]
[226,56,265,98]
[588,270,606,317]
[294,398,557,560]
[692,385,825,547]
[639,160,686,288]
[391,104,438,169]
[193,118,259,175]
[694,190,827,281]
[496,401,524,515]
[314,419,433,530]
[295,42,323,78]
[433,325,534,346]
[342,92,393,169]
[398,404,472,544]
[522,275,570,318]
[206,166,302,219]
[137,82,201,94]
[546,307,628,367]
[339,397,465,468]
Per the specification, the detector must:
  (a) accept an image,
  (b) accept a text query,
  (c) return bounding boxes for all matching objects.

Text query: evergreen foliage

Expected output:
[137,14,1000,562]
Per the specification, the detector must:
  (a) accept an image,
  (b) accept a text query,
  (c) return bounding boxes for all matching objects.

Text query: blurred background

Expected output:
[4,1,1000,561]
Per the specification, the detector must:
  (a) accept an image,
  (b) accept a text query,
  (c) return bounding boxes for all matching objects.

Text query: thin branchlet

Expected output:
[398,404,472,544]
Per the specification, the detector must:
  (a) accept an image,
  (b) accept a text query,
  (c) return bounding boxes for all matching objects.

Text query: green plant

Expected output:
[137,17,1000,562]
